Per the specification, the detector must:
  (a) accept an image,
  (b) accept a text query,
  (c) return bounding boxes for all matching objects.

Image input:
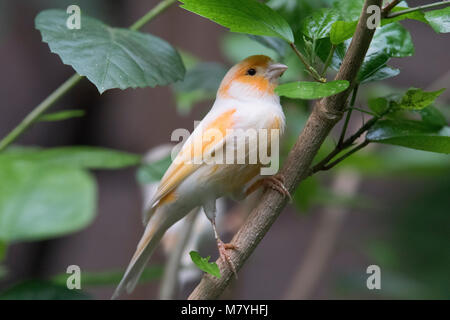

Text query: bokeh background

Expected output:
[0,0,449,299]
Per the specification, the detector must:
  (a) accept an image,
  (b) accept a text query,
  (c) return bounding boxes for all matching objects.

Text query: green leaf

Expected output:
[370,22,414,58]
[1,146,141,170]
[397,88,445,110]
[359,65,400,84]
[329,8,424,45]
[425,6,450,33]
[0,159,96,241]
[51,266,163,287]
[322,22,414,83]
[275,80,349,100]
[366,120,450,154]
[0,280,91,300]
[330,20,357,44]
[179,0,294,42]
[302,8,340,41]
[35,10,185,93]
[332,0,363,21]
[360,22,413,83]
[137,155,172,184]
[38,109,85,122]
[420,106,447,128]
[189,250,221,278]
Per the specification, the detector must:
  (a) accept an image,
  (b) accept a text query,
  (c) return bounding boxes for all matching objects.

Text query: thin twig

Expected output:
[386,1,450,19]
[346,106,377,116]
[338,85,359,146]
[129,0,176,30]
[188,0,382,300]
[321,44,336,77]
[289,43,326,83]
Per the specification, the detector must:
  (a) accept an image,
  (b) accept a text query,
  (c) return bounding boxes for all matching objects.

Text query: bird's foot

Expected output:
[217,240,238,278]
[263,174,292,202]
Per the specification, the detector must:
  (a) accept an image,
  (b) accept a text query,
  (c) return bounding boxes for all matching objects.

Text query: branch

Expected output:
[338,85,359,146]
[0,0,177,152]
[188,0,382,300]
[386,1,450,19]
[321,44,336,77]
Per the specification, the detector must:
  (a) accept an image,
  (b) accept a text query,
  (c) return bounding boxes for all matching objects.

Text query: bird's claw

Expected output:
[217,240,238,279]
[264,174,292,202]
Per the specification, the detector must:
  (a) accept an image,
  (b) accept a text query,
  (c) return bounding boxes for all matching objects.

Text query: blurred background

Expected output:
[0,0,449,299]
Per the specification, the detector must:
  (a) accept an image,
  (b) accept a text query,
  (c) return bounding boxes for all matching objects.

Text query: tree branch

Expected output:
[188,0,382,300]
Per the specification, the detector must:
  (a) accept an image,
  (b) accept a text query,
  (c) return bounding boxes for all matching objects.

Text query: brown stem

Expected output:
[381,0,401,17]
[188,0,382,300]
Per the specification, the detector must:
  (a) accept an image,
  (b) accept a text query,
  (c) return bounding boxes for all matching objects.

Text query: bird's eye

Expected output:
[246,68,256,76]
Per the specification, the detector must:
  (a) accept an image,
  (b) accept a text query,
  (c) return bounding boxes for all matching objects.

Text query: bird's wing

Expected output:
[149,107,237,207]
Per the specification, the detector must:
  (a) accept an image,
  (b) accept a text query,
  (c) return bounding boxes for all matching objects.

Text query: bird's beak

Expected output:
[266,63,288,81]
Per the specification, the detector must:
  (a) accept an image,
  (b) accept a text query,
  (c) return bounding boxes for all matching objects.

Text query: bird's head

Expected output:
[218,55,288,101]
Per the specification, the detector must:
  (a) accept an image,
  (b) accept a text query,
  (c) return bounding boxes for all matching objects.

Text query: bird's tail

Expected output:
[112,204,168,299]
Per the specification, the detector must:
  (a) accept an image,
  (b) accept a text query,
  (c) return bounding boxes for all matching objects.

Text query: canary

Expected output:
[112,55,289,299]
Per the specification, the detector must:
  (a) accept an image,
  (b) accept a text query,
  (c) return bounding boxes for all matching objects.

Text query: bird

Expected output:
[112,55,290,299]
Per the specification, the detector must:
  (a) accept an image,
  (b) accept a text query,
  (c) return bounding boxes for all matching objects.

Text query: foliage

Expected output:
[0,147,140,242]
[367,120,450,154]
[189,251,221,278]
[0,158,96,241]
[180,0,294,42]
[0,0,449,299]
[36,9,185,93]
[276,80,349,99]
